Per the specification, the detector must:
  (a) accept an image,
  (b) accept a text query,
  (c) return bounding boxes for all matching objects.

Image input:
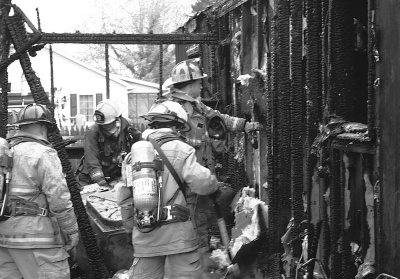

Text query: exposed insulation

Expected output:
[363,172,375,264]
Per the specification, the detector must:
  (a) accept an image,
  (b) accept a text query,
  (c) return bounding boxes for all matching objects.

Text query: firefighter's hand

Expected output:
[121,153,132,183]
[209,184,223,202]
[96,178,110,188]
[244,121,263,133]
[63,231,80,252]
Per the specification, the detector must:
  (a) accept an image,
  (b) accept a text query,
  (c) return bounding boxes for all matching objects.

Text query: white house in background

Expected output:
[7,45,159,129]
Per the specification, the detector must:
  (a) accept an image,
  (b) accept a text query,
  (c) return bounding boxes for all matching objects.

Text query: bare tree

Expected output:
[73,0,195,83]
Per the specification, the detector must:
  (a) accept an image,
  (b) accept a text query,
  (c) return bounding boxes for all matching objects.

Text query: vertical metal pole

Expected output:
[105,44,110,99]
[159,43,163,97]
[49,44,55,116]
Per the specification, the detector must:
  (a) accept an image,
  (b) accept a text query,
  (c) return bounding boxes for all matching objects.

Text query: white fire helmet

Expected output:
[162,77,173,91]
[94,100,122,125]
[161,77,173,97]
[170,58,207,87]
[141,101,191,132]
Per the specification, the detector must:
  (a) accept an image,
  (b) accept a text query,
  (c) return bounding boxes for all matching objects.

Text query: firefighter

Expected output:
[162,58,262,252]
[0,103,79,279]
[164,58,262,171]
[116,100,222,279]
[78,99,141,189]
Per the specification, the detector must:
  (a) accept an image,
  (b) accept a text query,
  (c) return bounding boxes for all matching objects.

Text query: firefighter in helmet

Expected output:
[0,103,79,279]
[163,58,262,170]
[116,100,222,279]
[162,58,262,251]
[78,99,141,189]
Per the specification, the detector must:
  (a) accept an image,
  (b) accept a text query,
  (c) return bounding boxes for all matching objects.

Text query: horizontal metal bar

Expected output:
[29,32,218,45]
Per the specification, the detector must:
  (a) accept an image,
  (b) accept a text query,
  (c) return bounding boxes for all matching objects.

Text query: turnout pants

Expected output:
[0,246,70,279]
[130,250,202,279]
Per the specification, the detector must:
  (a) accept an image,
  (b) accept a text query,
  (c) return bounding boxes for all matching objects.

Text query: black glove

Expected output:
[64,231,80,252]
[125,232,132,246]
[209,186,223,202]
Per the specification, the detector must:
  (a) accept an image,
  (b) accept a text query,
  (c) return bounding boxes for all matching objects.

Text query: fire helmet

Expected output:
[15,103,53,126]
[161,77,173,97]
[94,100,122,125]
[162,77,173,91]
[141,100,191,132]
[170,58,207,87]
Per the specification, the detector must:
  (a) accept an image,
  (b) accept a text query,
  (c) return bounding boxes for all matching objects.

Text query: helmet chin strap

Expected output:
[112,126,121,138]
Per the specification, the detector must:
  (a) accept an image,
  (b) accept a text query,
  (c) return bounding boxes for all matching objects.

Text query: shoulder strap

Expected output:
[149,138,186,200]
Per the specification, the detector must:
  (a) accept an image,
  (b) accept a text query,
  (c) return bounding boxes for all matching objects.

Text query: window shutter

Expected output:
[70,94,77,116]
[96,93,103,106]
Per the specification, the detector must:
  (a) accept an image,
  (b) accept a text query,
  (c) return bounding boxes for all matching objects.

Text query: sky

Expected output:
[12,0,97,33]
[12,0,196,33]
[10,0,197,63]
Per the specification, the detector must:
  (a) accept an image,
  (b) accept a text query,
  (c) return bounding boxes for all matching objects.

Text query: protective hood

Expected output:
[169,88,197,102]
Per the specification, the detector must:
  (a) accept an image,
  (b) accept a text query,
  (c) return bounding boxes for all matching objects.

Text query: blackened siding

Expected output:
[376,0,400,275]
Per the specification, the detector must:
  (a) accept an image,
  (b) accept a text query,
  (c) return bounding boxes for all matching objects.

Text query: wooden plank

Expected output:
[331,139,375,154]
[241,1,253,75]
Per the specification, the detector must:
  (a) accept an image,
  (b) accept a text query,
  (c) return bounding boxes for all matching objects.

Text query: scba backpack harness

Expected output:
[127,136,190,233]
[0,138,49,222]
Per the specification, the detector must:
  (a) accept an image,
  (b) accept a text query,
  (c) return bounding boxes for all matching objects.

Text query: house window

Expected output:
[79,95,94,122]
[128,93,157,131]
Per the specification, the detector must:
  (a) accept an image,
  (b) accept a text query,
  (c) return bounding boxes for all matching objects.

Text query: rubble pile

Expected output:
[87,195,122,221]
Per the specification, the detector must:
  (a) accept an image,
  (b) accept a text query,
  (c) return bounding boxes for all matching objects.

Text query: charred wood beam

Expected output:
[290,0,305,261]
[367,0,376,139]
[328,0,354,120]
[216,0,250,18]
[330,149,343,278]
[276,0,291,252]
[0,0,11,139]
[305,0,323,272]
[331,138,375,154]
[320,0,331,273]
[268,0,279,255]
[29,32,218,45]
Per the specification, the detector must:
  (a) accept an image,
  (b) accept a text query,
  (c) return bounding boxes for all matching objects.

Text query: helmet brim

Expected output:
[98,118,118,125]
[16,119,54,126]
[168,74,208,88]
[141,113,191,132]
